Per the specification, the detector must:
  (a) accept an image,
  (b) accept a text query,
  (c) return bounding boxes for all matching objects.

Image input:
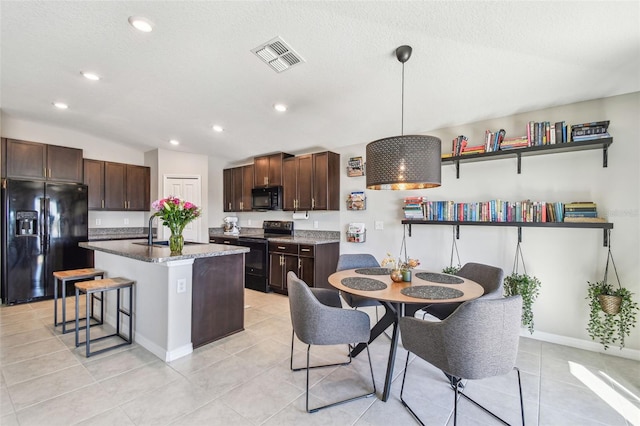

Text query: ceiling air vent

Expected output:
[251,37,305,73]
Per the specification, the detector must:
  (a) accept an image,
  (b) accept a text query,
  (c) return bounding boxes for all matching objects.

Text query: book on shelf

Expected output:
[564,207,597,212]
[564,211,598,218]
[572,132,611,142]
[565,202,597,209]
[451,135,468,156]
[563,216,607,223]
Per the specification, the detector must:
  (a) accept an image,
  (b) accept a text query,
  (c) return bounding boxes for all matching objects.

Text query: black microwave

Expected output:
[252,186,283,210]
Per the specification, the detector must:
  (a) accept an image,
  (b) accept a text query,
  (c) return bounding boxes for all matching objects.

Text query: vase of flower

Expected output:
[169,228,185,254]
[152,196,201,256]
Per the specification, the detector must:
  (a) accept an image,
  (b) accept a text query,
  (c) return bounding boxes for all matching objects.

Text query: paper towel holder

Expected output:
[292,211,309,220]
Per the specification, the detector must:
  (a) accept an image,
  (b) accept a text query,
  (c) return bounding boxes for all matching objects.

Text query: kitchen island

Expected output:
[79,240,249,361]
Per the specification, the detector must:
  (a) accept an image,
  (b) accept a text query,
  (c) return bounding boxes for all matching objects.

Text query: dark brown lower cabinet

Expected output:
[268,241,339,294]
[191,253,244,348]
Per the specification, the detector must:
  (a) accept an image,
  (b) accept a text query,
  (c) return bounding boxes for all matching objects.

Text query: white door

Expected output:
[163,176,202,242]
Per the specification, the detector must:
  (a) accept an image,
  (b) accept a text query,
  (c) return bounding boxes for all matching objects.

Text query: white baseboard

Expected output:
[520,329,640,361]
[104,313,193,362]
[134,332,193,362]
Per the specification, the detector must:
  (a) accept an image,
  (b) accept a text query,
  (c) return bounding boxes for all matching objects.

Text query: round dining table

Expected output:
[328,267,484,402]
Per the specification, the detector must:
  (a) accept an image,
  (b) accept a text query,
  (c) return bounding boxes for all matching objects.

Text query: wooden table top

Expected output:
[328,268,484,304]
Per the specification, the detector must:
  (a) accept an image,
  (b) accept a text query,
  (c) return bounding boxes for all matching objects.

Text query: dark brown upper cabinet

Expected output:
[282,151,339,211]
[253,152,293,188]
[84,159,150,211]
[223,164,254,212]
[2,138,83,183]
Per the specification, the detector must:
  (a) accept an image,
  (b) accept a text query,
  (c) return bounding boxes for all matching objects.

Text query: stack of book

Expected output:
[527,121,569,146]
[403,196,425,219]
[484,129,506,152]
[421,199,563,223]
[563,202,605,223]
[571,121,610,142]
[500,136,529,150]
[451,135,469,156]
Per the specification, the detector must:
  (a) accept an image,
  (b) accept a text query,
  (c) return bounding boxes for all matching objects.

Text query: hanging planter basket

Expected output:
[597,294,622,315]
[586,230,639,350]
[503,241,541,334]
[442,226,462,275]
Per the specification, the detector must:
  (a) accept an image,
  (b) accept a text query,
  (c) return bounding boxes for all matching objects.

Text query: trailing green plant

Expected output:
[504,272,541,333]
[586,280,638,350]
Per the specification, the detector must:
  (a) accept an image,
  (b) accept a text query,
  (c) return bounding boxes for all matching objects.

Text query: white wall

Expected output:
[335,93,640,353]
[149,149,209,243]
[213,93,640,354]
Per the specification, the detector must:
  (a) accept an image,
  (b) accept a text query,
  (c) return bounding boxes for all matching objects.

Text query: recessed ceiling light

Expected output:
[81,71,100,81]
[212,125,224,133]
[53,102,68,109]
[128,16,154,33]
[169,139,180,146]
[274,103,287,112]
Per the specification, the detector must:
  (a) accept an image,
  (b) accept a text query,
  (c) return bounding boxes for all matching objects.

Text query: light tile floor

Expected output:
[1,289,638,425]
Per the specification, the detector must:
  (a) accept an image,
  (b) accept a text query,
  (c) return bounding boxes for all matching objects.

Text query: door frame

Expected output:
[162,174,202,242]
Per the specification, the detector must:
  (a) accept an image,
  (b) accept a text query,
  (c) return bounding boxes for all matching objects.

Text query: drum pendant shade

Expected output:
[366,45,442,190]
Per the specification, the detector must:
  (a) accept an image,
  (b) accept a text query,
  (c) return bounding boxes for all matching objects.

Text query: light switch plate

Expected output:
[124,218,129,225]
[375,221,384,230]
[177,279,187,293]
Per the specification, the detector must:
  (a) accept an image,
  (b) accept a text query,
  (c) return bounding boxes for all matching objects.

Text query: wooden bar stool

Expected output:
[53,268,106,334]
[74,277,134,357]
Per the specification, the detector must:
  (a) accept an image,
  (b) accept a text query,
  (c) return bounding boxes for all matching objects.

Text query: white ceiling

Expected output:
[2,1,639,165]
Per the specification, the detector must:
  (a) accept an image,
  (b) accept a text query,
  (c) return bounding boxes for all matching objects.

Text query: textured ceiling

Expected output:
[1,1,639,165]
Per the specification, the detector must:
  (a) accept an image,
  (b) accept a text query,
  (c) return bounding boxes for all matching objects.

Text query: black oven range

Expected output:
[235,220,294,293]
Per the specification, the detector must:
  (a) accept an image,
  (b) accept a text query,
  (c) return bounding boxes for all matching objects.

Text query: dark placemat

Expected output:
[415,272,464,284]
[401,286,464,300]
[341,277,387,291]
[354,268,392,275]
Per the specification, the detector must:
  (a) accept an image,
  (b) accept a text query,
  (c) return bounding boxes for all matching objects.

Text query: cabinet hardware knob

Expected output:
[278,246,286,250]
[312,198,315,209]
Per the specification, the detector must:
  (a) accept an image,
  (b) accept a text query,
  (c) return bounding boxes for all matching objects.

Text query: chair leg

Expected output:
[290,330,352,372]
[303,343,376,413]
[457,368,524,425]
[399,351,426,426]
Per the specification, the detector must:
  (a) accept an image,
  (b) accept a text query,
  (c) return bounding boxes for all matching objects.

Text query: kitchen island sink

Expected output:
[132,240,203,247]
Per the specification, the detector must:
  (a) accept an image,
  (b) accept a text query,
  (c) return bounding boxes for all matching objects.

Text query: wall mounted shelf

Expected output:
[402,220,614,246]
[442,137,613,178]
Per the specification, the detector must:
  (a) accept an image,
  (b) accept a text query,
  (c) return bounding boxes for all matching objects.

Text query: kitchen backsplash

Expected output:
[88,227,152,241]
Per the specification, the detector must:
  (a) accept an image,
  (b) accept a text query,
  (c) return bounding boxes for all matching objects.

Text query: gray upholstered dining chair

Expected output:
[336,254,382,319]
[420,262,504,320]
[399,296,525,426]
[287,271,376,413]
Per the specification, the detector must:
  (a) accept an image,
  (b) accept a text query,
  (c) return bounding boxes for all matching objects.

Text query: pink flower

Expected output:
[184,202,194,210]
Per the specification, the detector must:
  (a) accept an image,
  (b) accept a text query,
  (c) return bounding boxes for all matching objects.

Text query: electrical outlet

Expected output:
[375,221,384,230]
[247,219,252,226]
[313,220,319,229]
[177,278,187,293]
[124,218,129,225]
[95,218,101,226]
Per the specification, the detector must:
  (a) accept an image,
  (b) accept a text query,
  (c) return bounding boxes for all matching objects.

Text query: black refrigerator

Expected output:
[1,179,91,305]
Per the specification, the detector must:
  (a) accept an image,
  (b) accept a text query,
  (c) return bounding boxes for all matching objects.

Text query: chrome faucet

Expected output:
[148,213,159,245]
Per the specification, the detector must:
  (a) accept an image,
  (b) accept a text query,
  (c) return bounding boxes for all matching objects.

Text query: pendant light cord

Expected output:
[401,61,405,136]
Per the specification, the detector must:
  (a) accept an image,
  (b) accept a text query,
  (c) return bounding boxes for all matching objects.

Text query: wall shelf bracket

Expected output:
[516,152,522,174]
[518,226,522,243]
[603,144,608,168]
[455,225,460,240]
[603,228,609,247]
[455,160,460,179]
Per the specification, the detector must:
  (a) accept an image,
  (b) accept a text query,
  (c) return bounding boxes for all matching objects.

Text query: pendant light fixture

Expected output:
[366,45,441,190]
